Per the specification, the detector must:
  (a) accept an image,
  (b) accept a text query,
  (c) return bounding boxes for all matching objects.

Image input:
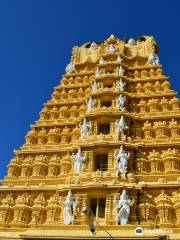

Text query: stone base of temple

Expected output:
[0,228,180,240]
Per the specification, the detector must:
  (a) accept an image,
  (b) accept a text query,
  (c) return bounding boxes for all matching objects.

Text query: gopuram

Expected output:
[0,35,179,240]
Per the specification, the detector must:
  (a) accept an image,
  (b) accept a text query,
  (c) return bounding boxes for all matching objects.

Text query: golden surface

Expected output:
[0,35,180,239]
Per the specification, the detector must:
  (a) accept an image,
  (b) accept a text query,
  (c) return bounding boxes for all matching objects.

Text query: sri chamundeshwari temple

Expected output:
[0,35,180,240]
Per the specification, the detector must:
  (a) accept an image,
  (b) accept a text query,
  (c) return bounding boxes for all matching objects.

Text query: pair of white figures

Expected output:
[95,66,125,78]
[87,92,126,112]
[86,94,126,112]
[79,115,128,139]
[71,145,129,175]
[62,189,134,226]
[91,79,126,93]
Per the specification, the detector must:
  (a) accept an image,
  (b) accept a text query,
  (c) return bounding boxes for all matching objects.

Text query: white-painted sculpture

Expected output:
[117,55,123,63]
[147,53,159,65]
[106,44,116,52]
[114,146,130,173]
[118,66,125,76]
[128,38,136,45]
[116,95,126,110]
[114,189,134,225]
[115,116,128,135]
[62,190,77,225]
[90,42,97,50]
[99,57,105,65]
[71,148,86,173]
[95,67,101,77]
[65,62,75,73]
[86,97,96,112]
[79,118,91,138]
[91,81,99,93]
[116,79,126,91]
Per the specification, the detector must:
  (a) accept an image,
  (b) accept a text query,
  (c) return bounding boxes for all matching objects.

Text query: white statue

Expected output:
[117,55,123,63]
[116,95,126,110]
[99,57,105,65]
[90,42,97,50]
[114,189,134,225]
[106,44,116,52]
[71,148,86,173]
[86,97,96,112]
[65,62,75,73]
[128,38,136,45]
[115,116,128,135]
[91,81,99,93]
[79,118,91,138]
[116,79,126,91]
[95,67,101,77]
[114,146,130,173]
[62,190,77,225]
[118,66,125,76]
[147,53,159,65]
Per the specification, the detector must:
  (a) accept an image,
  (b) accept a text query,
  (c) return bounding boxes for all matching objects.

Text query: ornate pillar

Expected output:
[172,191,180,227]
[154,190,173,227]
[136,192,156,225]
[106,193,114,225]
[148,150,163,173]
[12,193,33,227]
[47,154,60,177]
[162,149,179,173]
[30,193,46,226]
[7,157,21,179]
[153,121,167,139]
[142,121,153,142]
[46,193,61,225]
[0,194,14,226]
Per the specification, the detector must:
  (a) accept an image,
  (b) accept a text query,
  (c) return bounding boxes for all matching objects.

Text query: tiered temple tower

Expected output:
[0,35,180,239]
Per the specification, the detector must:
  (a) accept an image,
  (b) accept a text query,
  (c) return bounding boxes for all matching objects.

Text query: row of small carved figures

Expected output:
[25,118,180,144]
[51,81,171,101]
[7,148,180,178]
[66,57,162,78]
[40,96,180,121]
[0,190,179,226]
[62,67,164,86]
[136,97,180,112]
[61,64,164,87]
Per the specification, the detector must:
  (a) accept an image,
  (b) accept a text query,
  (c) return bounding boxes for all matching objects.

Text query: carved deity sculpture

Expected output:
[118,66,125,76]
[95,67,101,77]
[116,95,126,110]
[99,57,105,65]
[61,191,77,225]
[65,62,76,73]
[71,148,86,173]
[117,55,123,63]
[106,44,116,52]
[114,189,134,225]
[116,79,126,91]
[147,53,159,65]
[86,97,96,112]
[114,146,130,173]
[91,81,99,93]
[128,38,136,45]
[79,118,91,138]
[115,116,128,135]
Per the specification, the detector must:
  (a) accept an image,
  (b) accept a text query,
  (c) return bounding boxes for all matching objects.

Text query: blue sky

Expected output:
[0,0,180,178]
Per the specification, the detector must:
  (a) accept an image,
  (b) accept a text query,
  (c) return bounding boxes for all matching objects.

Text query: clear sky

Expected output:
[0,0,180,179]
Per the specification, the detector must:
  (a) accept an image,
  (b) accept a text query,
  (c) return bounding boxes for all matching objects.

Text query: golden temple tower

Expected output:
[0,35,180,240]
